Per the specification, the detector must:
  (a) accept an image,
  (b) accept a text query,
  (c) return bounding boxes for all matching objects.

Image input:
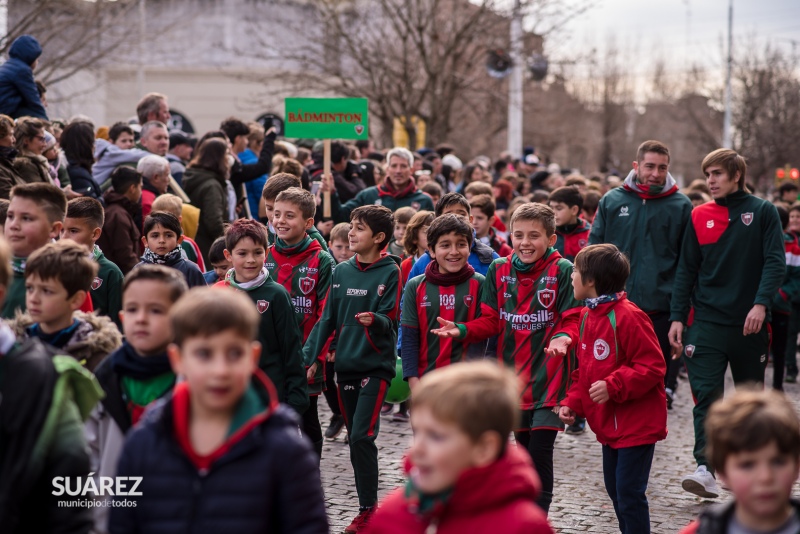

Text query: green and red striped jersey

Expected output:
[460,249,582,411]
[401,272,485,377]
[266,240,333,394]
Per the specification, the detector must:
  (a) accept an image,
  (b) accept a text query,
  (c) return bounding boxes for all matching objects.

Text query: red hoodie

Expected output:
[365,444,554,534]
[563,294,668,449]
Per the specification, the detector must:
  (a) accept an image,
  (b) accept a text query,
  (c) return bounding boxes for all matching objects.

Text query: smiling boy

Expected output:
[401,214,485,389]
[433,202,583,514]
[136,211,205,288]
[669,149,785,499]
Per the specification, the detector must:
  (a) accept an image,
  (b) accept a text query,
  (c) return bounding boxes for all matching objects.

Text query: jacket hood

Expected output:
[9,35,42,65]
[403,444,541,516]
[348,252,401,271]
[182,166,225,195]
[622,169,679,199]
[11,311,122,370]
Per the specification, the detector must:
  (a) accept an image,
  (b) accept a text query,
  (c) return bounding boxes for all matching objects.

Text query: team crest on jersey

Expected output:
[91,277,103,290]
[741,212,754,226]
[537,288,556,308]
[377,284,386,296]
[578,239,587,248]
[685,344,695,358]
[411,202,421,210]
[463,294,474,306]
[299,276,316,295]
[594,339,610,360]
[361,377,370,388]
[256,300,270,314]
[706,220,714,229]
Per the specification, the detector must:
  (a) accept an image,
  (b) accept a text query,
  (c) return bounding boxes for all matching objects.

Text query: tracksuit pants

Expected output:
[337,377,388,508]
[683,319,769,469]
[301,395,323,460]
[602,443,655,534]
[771,312,789,389]
[650,312,682,392]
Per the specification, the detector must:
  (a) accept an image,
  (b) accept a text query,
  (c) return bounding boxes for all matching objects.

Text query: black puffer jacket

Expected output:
[108,371,328,534]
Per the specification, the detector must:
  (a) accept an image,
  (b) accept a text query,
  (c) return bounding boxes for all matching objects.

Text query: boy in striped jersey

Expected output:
[266,187,333,459]
[433,203,583,514]
[401,214,486,389]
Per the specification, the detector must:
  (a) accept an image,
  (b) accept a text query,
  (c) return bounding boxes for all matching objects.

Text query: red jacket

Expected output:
[365,444,553,534]
[563,294,668,448]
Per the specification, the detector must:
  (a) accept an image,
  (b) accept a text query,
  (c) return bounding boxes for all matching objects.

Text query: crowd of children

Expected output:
[0,129,798,534]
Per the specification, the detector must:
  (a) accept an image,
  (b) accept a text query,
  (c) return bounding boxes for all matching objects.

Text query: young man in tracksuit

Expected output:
[433,203,583,515]
[215,219,309,417]
[669,148,785,499]
[303,205,401,533]
[590,140,692,409]
[401,214,485,387]
[266,187,333,459]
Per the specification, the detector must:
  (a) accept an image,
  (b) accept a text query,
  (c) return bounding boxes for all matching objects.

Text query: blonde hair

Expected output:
[151,194,183,218]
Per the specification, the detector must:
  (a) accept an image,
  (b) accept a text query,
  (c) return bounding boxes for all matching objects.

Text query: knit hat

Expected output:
[441,153,463,171]
[42,131,56,152]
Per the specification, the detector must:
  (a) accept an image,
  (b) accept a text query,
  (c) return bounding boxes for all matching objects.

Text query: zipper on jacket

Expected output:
[188,469,208,528]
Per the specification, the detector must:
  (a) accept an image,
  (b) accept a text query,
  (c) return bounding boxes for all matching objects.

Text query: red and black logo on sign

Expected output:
[257,300,270,314]
[299,276,316,295]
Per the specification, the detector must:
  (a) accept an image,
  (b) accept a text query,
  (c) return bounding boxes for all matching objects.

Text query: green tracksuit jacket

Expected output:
[329,187,434,224]
[92,250,124,329]
[670,190,785,325]
[303,254,402,383]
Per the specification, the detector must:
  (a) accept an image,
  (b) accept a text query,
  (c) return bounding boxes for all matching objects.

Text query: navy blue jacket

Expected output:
[0,36,48,120]
[109,372,328,534]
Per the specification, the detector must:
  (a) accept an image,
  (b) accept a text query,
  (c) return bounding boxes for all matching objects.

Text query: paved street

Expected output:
[319,364,800,533]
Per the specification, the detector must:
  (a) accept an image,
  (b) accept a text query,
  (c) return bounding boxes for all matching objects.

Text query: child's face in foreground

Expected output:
[273,200,312,245]
[169,329,260,416]
[348,218,383,256]
[5,197,61,258]
[329,238,354,264]
[432,232,470,274]
[511,218,556,264]
[224,237,266,283]
[143,224,182,256]
[719,442,800,528]
[394,221,407,242]
[571,267,596,300]
[62,217,100,251]
[26,274,82,332]
[549,201,579,227]
[120,280,175,355]
[409,406,495,494]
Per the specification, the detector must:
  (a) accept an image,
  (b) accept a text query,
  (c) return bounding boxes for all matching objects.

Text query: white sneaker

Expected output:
[681,465,720,498]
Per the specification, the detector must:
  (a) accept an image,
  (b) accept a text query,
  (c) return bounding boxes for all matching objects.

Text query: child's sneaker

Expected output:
[681,465,720,498]
[564,418,586,435]
[392,410,409,423]
[344,507,375,533]
[325,414,345,440]
[380,403,393,415]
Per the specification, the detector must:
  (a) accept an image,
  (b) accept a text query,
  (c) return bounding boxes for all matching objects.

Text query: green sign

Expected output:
[284,97,369,140]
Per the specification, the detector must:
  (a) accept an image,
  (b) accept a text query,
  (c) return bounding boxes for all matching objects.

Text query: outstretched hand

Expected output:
[545,336,572,357]
[432,317,460,338]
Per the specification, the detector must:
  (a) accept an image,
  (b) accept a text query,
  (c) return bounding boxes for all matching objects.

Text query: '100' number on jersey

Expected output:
[440,294,455,309]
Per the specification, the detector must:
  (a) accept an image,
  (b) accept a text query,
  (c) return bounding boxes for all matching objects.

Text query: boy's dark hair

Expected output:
[530,190,550,204]
[123,264,188,303]
[427,213,474,251]
[66,197,105,228]
[393,206,417,226]
[779,182,798,195]
[574,244,630,296]
[412,361,519,457]
[108,122,134,143]
[350,205,394,250]
[26,240,97,298]
[171,287,259,347]
[775,204,789,230]
[435,192,471,217]
[355,139,370,151]
[144,211,183,238]
[219,117,250,143]
[636,140,670,164]
[421,182,442,198]
[262,172,302,202]
[110,167,143,195]
[510,202,555,236]
[789,202,800,215]
[225,218,269,252]
[549,186,584,211]
[10,183,67,224]
[469,194,496,218]
[208,236,228,264]
[329,222,350,243]
[706,388,800,475]
[0,199,10,226]
[275,187,316,220]
[582,190,601,217]
[330,141,349,164]
[403,210,435,256]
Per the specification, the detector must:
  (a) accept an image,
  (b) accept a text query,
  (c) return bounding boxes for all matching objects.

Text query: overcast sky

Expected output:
[545,0,800,81]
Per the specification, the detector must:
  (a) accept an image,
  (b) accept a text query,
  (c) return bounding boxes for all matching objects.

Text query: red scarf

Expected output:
[378,179,417,198]
[424,260,475,286]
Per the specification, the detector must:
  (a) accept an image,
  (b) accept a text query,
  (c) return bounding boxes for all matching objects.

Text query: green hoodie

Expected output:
[92,247,124,329]
[589,170,692,313]
[215,269,309,415]
[2,269,26,319]
[329,187,434,224]
[303,254,402,383]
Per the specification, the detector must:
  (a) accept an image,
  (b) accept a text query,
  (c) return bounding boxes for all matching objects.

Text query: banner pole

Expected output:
[323,139,332,218]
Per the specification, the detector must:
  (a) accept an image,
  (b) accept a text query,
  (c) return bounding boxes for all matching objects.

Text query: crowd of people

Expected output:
[0,33,799,534]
